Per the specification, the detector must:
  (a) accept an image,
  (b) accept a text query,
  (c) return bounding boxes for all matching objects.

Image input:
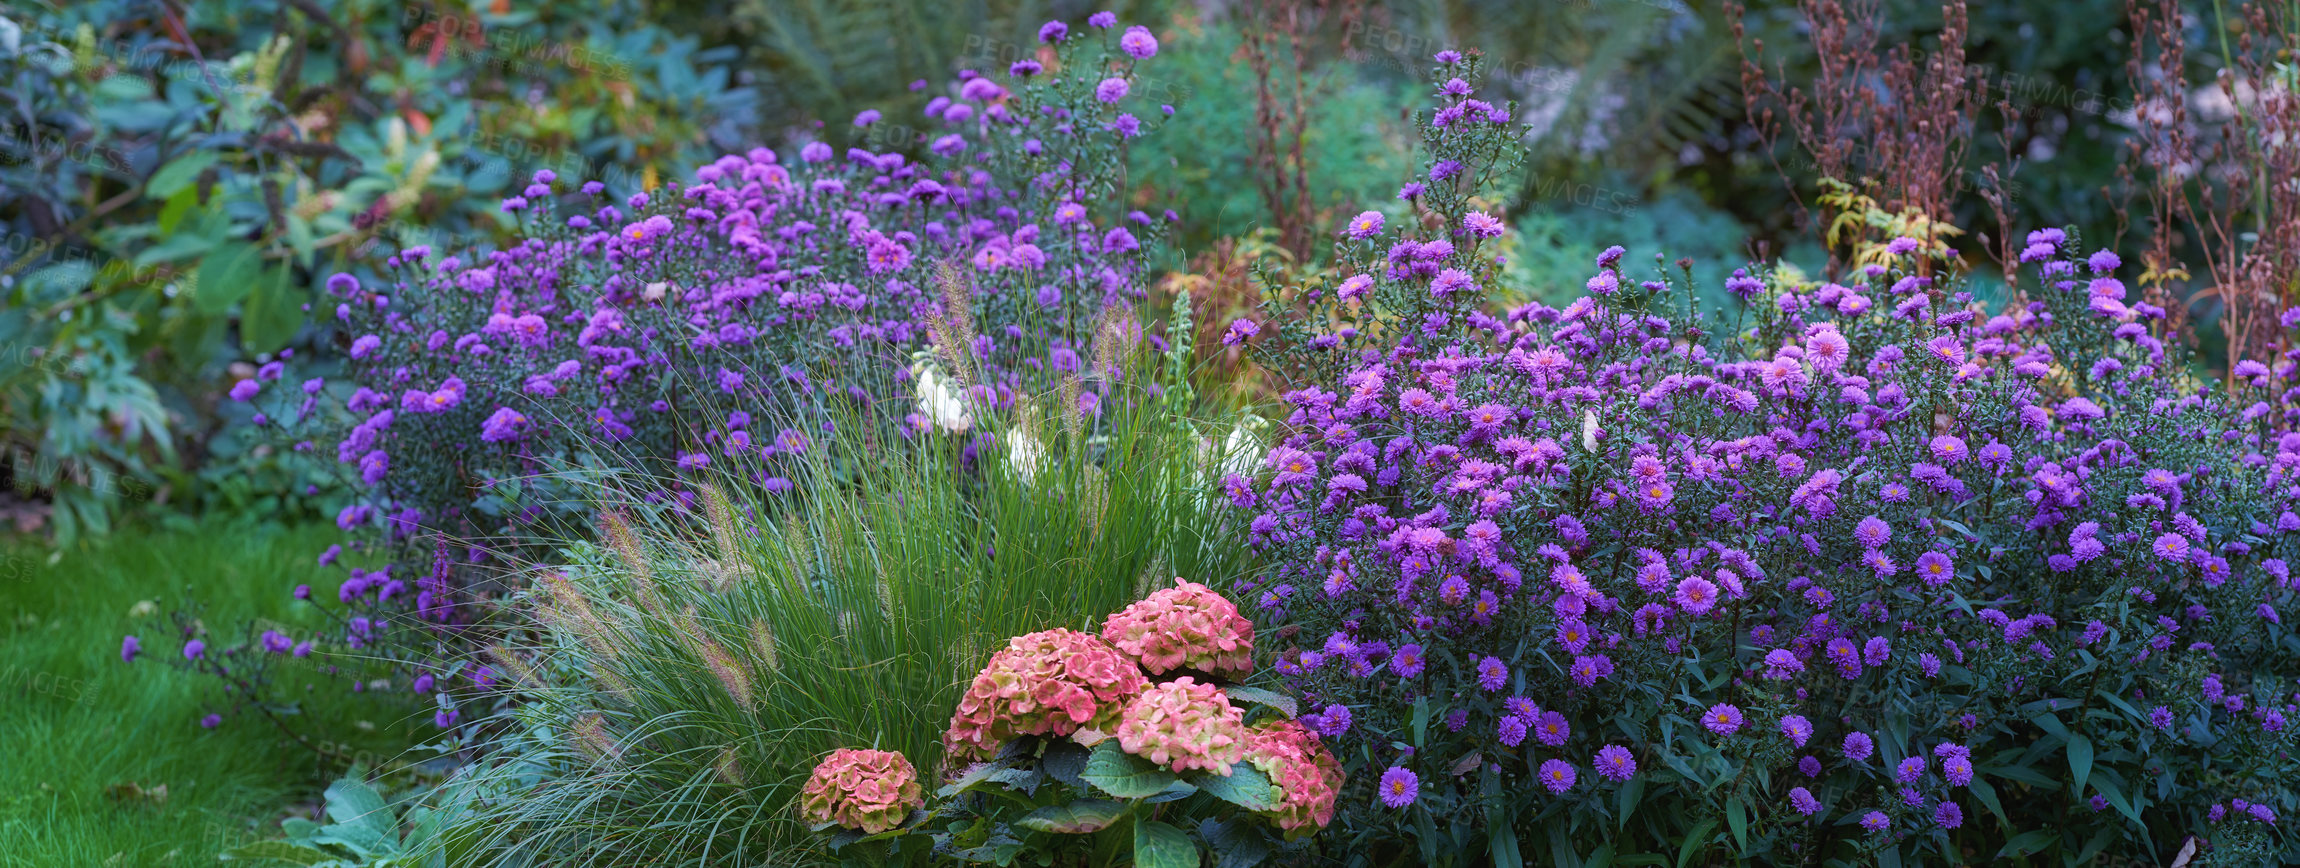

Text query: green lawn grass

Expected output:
[0,524,424,867]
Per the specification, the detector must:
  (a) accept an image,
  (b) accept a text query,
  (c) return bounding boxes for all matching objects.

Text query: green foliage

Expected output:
[1499,187,1798,313]
[1125,21,1418,257]
[0,0,759,544]
[221,771,478,867]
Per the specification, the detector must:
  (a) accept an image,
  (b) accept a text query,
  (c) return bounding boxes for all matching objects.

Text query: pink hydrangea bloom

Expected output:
[943,628,1149,765]
[1244,718,1345,836]
[799,748,923,833]
[1115,676,1247,774]
[1101,579,1256,677]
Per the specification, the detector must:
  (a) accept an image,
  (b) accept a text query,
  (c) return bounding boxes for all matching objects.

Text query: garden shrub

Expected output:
[1228,50,2298,866]
[207,12,1178,735]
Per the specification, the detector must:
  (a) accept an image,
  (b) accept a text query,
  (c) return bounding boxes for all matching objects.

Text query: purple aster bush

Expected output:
[184,16,1181,738]
[1226,51,2300,867]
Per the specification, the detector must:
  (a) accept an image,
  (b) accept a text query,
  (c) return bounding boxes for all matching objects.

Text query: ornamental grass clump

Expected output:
[1227,49,2298,867]
[198,13,1179,734]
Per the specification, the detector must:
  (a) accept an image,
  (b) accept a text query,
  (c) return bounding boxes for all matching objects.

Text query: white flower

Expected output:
[643,281,669,302]
[910,362,971,433]
[1581,409,1600,453]
[1005,427,1046,484]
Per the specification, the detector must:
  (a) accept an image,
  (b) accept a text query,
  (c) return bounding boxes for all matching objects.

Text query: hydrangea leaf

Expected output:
[1016,798,1126,834]
[1194,762,1278,811]
[1222,686,1297,718]
[1082,739,1182,798]
[1132,819,1201,868]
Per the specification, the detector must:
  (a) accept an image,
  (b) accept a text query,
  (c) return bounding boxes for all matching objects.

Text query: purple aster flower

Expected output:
[183,639,205,660]
[1934,801,1964,829]
[1538,759,1577,793]
[1475,655,1508,691]
[1702,703,1744,736]
[1345,210,1385,239]
[1594,745,1636,781]
[1943,755,1974,786]
[1914,551,1954,586]
[1431,268,1475,296]
[1378,766,1419,808]
[2152,533,2189,563]
[1119,25,1159,58]
[201,714,222,729]
[1780,714,1814,748]
[1087,11,1117,27]
[1533,711,1571,746]
[1674,577,1720,615]
[1854,515,1892,548]
[1095,77,1130,103]
[1896,756,1926,783]
[229,379,261,402]
[1223,318,1260,346]
[1843,731,1875,761]
[1860,811,1890,832]
[120,635,141,662]
[1498,715,1529,747]
[1789,786,1821,815]
[1391,643,1426,677]
[1037,20,1068,42]
[1312,703,1353,737]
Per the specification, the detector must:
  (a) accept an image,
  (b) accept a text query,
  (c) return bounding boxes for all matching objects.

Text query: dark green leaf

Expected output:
[2067,735,2094,799]
[1224,686,1298,718]
[1016,799,1126,834]
[1042,740,1090,789]
[1996,829,2056,859]
[1134,819,1201,868]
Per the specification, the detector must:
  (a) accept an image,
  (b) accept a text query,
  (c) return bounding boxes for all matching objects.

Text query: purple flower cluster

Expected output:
[1228,49,2300,860]
[204,13,1177,731]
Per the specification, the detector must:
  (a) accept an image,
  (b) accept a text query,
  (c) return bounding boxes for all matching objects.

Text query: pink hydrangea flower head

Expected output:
[1115,676,1248,774]
[1243,718,1346,836]
[943,628,1149,765]
[798,748,923,834]
[1101,579,1256,678]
